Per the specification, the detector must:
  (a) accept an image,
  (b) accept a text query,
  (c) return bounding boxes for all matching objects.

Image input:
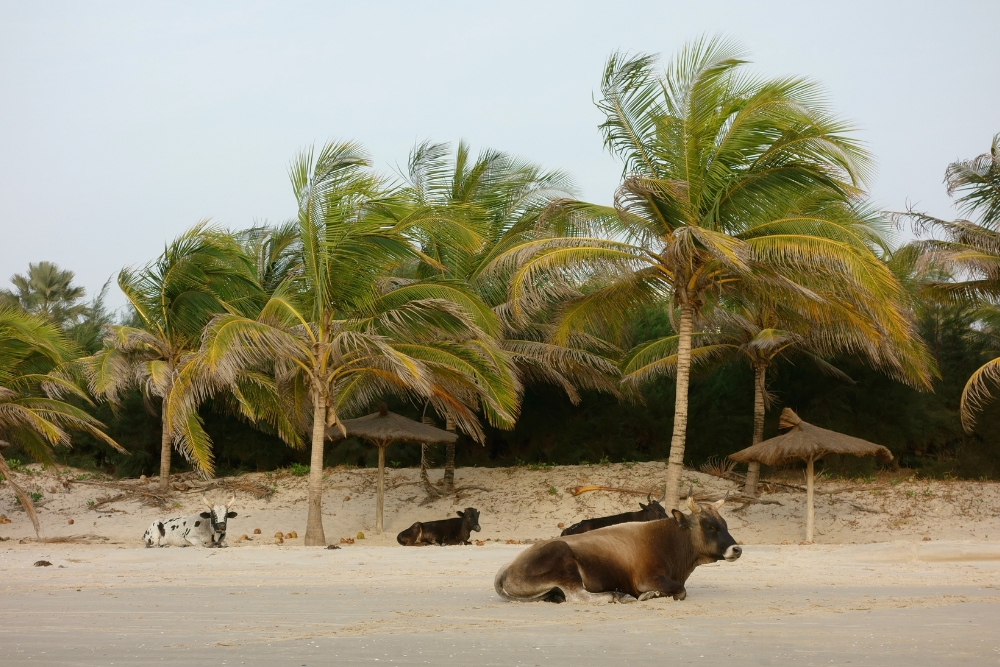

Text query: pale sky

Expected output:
[1,1,997,309]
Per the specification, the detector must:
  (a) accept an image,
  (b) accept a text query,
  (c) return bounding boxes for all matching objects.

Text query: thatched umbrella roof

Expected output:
[729,408,892,466]
[325,404,457,535]
[327,406,458,445]
[728,407,892,544]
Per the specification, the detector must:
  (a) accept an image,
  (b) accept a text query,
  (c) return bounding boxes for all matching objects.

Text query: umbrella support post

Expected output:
[805,457,814,543]
[376,445,385,535]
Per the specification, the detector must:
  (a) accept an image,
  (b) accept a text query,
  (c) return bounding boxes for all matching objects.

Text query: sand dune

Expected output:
[1,461,998,546]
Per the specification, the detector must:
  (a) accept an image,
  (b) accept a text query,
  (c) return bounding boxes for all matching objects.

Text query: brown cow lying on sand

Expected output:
[397,508,481,546]
[494,495,740,603]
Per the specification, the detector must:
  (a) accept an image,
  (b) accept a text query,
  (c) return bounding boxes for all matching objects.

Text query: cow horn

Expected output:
[646,491,652,504]
[687,487,700,513]
[656,485,666,503]
[202,495,213,510]
[226,493,236,509]
[713,491,729,510]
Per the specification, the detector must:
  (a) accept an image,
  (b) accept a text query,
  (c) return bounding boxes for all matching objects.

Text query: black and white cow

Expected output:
[143,494,237,548]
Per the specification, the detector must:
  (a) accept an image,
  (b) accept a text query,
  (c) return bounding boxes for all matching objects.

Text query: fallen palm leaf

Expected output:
[19,534,109,544]
[569,485,662,497]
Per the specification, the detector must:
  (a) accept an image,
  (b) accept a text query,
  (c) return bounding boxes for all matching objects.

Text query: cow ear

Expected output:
[456,511,465,518]
[671,509,687,526]
[226,511,237,518]
[639,503,648,510]
[199,512,211,519]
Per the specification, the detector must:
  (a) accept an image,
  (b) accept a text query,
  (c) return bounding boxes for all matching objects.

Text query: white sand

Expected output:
[2,462,1000,665]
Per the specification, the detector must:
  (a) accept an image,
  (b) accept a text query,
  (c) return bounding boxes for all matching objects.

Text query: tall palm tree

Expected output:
[402,141,623,490]
[2,261,87,327]
[80,223,263,491]
[199,141,519,545]
[905,135,1000,428]
[0,307,123,535]
[705,204,936,496]
[489,38,929,508]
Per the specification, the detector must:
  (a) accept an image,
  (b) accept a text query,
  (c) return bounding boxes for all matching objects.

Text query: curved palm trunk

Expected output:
[0,452,40,537]
[158,409,172,493]
[664,303,694,511]
[744,364,767,498]
[420,443,444,498]
[304,392,327,546]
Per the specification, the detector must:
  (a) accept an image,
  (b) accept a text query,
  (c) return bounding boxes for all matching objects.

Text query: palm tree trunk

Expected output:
[664,302,694,511]
[744,364,767,498]
[304,391,327,546]
[442,416,456,493]
[158,411,172,493]
[376,445,386,534]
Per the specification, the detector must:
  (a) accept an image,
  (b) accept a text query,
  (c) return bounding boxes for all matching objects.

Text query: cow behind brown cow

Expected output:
[494,495,740,603]
[397,508,481,546]
[560,489,668,536]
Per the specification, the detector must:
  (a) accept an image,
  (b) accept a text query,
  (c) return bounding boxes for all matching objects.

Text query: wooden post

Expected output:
[805,457,815,543]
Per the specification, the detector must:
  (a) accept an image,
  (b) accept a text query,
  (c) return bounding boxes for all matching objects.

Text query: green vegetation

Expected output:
[286,463,310,477]
[1,38,998,511]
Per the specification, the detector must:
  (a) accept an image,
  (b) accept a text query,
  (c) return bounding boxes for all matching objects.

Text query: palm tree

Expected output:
[710,291,920,496]
[80,223,263,491]
[945,133,1000,227]
[2,261,87,327]
[905,135,1000,428]
[199,141,519,545]
[402,141,623,490]
[489,38,929,508]
[0,307,123,535]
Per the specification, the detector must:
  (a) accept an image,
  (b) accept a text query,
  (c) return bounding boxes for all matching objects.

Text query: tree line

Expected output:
[2,38,999,541]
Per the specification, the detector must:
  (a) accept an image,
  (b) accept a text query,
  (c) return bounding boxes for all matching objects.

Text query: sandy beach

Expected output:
[2,462,1000,665]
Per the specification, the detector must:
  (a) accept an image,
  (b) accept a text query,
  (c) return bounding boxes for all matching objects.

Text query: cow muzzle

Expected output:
[473,524,481,532]
[723,545,742,562]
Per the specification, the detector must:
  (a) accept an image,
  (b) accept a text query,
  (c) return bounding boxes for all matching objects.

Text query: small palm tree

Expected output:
[0,307,122,535]
[199,141,519,545]
[490,38,929,508]
[81,223,263,491]
[905,135,1000,428]
[1,261,87,327]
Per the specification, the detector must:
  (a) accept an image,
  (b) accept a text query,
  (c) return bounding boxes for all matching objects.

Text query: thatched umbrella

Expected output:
[328,403,458,534]
[729,408,892,542]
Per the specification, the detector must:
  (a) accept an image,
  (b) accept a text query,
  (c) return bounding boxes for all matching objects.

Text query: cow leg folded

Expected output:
[565,589,635,604]
[635,574,686,601]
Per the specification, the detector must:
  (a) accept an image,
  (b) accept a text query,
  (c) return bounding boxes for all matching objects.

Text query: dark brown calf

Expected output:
[397,508,481,546]
[560,490,667,536]
[495,496,740,603]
